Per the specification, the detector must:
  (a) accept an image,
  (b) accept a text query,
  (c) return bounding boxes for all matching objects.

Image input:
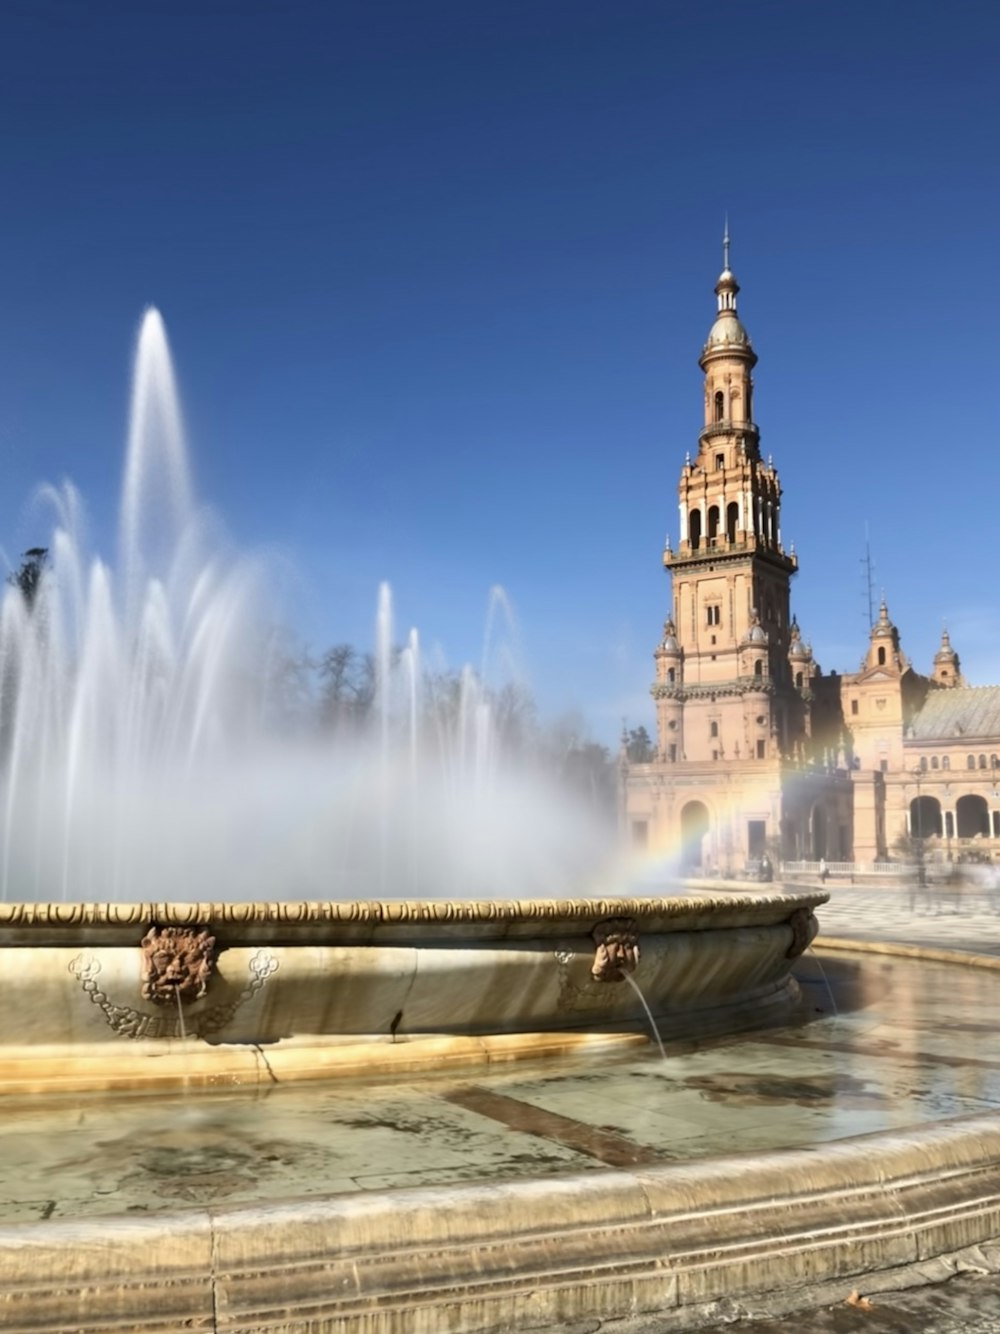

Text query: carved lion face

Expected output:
[140,925,216,1005]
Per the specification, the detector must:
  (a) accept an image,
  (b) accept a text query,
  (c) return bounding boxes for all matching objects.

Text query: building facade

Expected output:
[625,238,1000,872]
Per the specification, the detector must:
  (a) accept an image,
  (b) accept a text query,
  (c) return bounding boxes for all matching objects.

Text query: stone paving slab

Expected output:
[803,881,1000,955]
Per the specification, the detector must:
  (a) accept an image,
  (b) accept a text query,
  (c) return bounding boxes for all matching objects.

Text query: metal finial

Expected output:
[723,214,730,271]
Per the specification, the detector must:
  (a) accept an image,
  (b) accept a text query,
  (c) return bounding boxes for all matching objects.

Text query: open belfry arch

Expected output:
[626,231,853,873]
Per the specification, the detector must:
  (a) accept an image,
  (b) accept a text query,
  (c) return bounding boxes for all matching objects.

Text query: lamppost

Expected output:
[912,767,927,889]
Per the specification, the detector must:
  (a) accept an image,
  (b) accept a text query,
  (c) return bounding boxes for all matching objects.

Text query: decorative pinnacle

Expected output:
[723,215,730,271]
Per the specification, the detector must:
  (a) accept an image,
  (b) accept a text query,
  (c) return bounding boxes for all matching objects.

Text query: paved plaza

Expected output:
[700,880,1000,1334]
[803,879,1000,956]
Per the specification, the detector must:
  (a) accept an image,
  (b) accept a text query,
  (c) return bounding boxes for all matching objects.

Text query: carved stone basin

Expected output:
[0,889,824,1093]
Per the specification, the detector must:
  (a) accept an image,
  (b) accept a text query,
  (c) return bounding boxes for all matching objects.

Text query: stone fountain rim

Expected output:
[0,889,827,935]
[0,890,828,948]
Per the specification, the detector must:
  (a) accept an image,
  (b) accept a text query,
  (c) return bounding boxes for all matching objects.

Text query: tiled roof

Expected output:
[909,686,1000,741]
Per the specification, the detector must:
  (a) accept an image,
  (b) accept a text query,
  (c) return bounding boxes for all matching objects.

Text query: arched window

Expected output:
[714,390,724,422]
[754,659,763,678]
[795,671,803,689]
[942,756,950,770]
[919,756,928,771]
[726,501,739,543]
[689,508,702,550]
[877,646,886,665]
[710,721,719,738]
[968,754,976,770]
[667,667,675,684]
[931,756,939,770]
[707,505,720,542]
[980,754,988,769]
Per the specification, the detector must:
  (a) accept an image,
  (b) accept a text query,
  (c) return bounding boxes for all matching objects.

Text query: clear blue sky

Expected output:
[1,0,997,744]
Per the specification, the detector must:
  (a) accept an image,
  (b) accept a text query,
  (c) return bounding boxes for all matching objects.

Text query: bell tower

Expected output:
[628,232,855,873]
[656,230,801,763]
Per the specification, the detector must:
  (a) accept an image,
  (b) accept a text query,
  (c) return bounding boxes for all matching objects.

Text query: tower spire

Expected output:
[723,215,730,272]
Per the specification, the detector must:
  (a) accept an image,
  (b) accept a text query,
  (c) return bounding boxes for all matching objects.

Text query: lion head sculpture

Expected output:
[140,925,216,1006]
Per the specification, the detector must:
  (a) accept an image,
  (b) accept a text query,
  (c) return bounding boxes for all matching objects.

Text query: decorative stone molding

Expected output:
[0,891,828,943]
[592,918,640,982]
[785,907,815,959]
[69,949,278,1040]
[141,925,216,1005]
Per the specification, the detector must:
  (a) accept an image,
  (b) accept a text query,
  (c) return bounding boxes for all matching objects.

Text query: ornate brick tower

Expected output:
[657,229,803,767]
[626,232,852,871]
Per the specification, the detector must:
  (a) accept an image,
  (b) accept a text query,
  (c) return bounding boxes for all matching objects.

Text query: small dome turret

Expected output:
[872,599,895,638]
[787,616,811,661]
[742,608,768,646]
[862,598,907,674]
[932,627,962,687]
[658,618,681,654]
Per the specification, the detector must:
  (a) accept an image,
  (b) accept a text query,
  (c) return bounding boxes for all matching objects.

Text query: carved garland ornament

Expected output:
[69,949,278,1041]
[591,917,640,983]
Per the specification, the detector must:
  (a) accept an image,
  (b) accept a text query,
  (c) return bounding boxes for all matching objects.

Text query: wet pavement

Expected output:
[707,881,1000,1334]
[697,1271,1000,1333]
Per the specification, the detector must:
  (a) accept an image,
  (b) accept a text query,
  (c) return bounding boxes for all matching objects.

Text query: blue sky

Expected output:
[1,0,997,744]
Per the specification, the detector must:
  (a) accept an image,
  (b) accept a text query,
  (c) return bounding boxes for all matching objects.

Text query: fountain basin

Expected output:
[0,890,822,1093]
[2,944,1000,1332]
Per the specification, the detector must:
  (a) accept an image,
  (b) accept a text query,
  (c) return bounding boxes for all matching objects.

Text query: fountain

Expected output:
[13,311,995,1333]
[0,309,823,1100]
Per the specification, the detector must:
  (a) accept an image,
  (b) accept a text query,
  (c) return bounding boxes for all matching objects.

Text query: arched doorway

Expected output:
[910,796,942,839]
[680,801,710,870]
[956,794,990,838]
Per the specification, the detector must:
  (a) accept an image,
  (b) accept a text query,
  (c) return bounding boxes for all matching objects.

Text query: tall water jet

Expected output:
[0,310,619,906]
[118,308,194,618]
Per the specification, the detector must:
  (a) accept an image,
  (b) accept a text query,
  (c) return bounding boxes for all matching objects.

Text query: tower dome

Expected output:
[932,627,962,687]
[742,609,768,645]
[700,224,756,368]
[787,616,812,661]
[862,598,907,674]
[658,618,681,654]
[704,309,751,351]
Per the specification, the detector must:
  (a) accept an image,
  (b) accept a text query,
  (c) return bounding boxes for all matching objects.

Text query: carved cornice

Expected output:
[0,893,828,943]
[652,680,778,702]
